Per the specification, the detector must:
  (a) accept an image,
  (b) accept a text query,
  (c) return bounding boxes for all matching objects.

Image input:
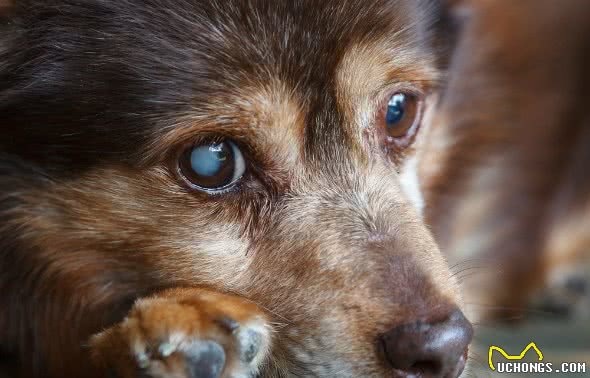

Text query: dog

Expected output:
[419,0,590,320]
[0,1,473,377]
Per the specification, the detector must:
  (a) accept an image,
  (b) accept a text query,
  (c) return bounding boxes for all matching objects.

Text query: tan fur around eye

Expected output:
[335,41,439,142]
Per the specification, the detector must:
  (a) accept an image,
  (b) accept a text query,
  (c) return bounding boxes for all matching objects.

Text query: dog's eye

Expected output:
[384,92,422,141]
[178,140,246,192]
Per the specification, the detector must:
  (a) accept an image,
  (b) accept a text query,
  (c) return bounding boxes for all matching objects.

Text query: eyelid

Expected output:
[376,81,424,100]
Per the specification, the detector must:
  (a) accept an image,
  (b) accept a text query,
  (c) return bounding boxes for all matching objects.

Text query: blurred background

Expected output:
[419,1,590,376]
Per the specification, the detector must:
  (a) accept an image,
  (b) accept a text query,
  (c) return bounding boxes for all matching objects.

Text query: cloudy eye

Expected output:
[384,92,422,141]
[178,140,245,193]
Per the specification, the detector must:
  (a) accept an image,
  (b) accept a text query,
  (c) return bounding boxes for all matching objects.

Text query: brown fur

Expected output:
[0,1,467,377]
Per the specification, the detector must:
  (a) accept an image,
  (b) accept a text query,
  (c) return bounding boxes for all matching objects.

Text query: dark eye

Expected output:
[384,92,422,140]
[178,140,246,193]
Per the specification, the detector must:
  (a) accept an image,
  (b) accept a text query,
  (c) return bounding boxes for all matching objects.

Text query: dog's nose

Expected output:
[380,309,473,377]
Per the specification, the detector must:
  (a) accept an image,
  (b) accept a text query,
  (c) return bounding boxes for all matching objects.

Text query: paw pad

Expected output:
[183,340,225,378]
[237,328,262,364]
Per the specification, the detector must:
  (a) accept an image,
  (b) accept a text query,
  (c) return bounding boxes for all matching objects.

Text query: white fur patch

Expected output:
[400,155,424,216]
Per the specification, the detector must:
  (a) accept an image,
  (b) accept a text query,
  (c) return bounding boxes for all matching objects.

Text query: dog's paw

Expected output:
[90,288,270,378]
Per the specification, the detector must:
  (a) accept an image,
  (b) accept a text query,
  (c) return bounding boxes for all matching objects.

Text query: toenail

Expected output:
[158,342,175,357]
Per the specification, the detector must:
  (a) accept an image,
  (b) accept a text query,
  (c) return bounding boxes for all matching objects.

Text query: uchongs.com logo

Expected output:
[488,342,587,374]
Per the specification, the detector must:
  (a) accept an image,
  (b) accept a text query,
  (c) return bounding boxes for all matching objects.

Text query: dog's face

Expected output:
[1,1,470,376]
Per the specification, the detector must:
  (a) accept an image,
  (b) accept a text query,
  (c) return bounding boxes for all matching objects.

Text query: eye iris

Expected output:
[384,92,420,140]
[386,93,406,126]
[179,140,245,191]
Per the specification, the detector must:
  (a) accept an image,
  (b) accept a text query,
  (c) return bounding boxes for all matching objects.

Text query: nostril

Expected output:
[378,345,445,376]
[379,309,473,377]
[411,360,442,375]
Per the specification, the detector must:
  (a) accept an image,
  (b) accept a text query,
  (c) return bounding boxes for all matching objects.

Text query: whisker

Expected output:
[451,265,486,278]
[448,257,499,271]
[463,303,562,317]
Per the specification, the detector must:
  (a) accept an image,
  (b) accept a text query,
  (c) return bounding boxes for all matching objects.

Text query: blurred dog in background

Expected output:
[420,0,590,321]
